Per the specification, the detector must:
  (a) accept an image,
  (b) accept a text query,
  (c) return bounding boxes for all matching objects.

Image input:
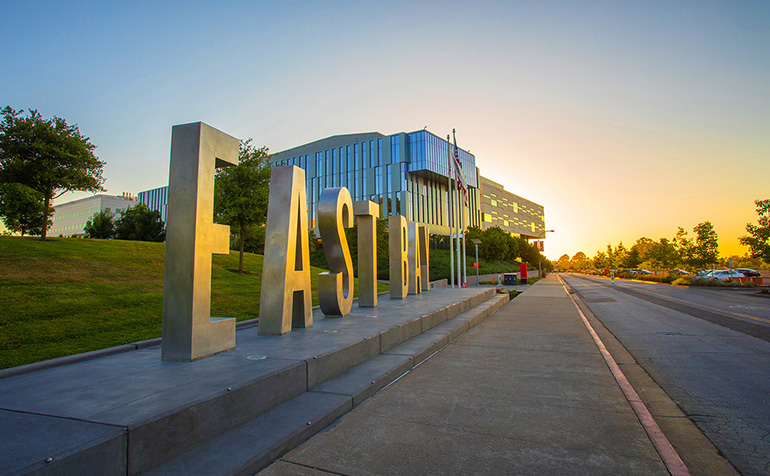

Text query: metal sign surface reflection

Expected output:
[353,200,379,307]
[258,166,312,335]
[407,222,422,295]
[389,215,409,299]
[162,122,238,361]
[419,225,430,291]
[317,187,354,317]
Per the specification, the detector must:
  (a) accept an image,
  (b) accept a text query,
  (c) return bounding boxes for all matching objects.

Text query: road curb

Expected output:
[560,276,741,476]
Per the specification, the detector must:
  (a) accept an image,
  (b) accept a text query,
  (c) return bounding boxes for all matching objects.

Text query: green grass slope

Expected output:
[428,248,522,282]
[0,236,387,369]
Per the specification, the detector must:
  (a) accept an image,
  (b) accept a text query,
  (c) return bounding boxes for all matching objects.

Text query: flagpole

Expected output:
[462,197,467,287]
[447,135,454,288]
[452,128,464,288]
[455,169,462,288]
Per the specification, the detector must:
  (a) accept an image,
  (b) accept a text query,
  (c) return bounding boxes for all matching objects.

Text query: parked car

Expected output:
[637,269,653,275]
[737,268,761,278]
[671,269,690,276]
[710,270,746,281]
[695,270,714,278]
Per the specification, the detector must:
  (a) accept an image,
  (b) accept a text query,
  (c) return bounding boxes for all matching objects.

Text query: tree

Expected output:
[649,238,676,270]
[518,239,541,268]
[114,203,165,242]
[605,243,615,268]
[83,209,115,239]
[213,139,271,273]
[477,226,514,262]
[614,242,633,268]
[672,227,693,267]
[629,237,655,269]
[0,107,105,240]
[0,182,50,236]
[556,254,572,271]
[740,199,770,263]
[691,221,719,268]
[593,251,608,270]
[571,251,591,270]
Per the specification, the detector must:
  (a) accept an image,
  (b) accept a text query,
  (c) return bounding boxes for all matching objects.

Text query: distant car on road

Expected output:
[672,269,690,276]
[737,268,761,278]
[710,270,746,281]
[637,270,653,275]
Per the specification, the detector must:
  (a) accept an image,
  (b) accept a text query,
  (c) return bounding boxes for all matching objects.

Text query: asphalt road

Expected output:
[562,274,770,476]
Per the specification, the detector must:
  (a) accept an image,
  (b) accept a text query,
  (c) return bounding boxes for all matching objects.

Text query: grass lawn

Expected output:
[0,236,388,369]
[428,248,524,282]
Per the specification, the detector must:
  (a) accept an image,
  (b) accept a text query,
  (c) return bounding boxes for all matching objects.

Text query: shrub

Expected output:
[672,276,690,286]
[689,277,741,287]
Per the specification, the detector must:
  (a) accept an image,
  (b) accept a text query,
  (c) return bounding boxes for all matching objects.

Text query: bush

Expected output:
[689,277,741,287]
[636,274,673,284]
[114,203,165,242]
[672,276,690,286]
[83,209,115,239]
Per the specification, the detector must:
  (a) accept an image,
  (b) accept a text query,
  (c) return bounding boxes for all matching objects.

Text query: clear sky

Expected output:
[2,1,768,259]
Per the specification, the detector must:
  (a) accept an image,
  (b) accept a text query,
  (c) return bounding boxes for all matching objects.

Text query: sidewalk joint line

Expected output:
[280,459,351,475]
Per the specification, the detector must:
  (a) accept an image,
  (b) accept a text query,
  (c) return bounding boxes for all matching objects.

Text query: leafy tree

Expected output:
[0,107,105,240]
[614,242,633,268]
[672,227,693,267]
[740,199,770,263]
[556,253,571,271]
[478,226,514,261]
[0,182,50,236]
[571,251,591,270]
[691,221,719,268]
[214,139,271,272]
[518,239,541,268]
[631,237,655,264]
[114,203,165,242]
[593,251,608,270]
[648,238,677,270]
[83,209,115,239]
[605,243,615,268]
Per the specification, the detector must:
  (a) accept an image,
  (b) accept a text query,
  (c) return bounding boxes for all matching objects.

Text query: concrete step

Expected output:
[147,293,510,476]
[0,288,506,476]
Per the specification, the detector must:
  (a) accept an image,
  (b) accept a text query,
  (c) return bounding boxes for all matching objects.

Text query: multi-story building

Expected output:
[137,186,168,223]
[479,176,545,239]
[50,193,137,237]
[269,130,479,235]
[137,128,546,240]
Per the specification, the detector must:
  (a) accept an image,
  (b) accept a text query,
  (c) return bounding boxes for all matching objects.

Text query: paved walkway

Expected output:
[258,276,671,475]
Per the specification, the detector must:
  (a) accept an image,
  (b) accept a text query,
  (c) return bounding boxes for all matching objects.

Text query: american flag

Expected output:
[452,129,468,205]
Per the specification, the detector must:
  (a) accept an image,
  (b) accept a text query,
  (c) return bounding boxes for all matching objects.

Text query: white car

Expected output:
[710,270,746,281]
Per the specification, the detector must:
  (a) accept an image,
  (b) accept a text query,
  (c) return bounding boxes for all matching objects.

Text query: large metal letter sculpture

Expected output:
[259,166,312,334]
[407,222,422,295]
[317,187,354,317]
[162,122,237,361]
[419,225,430,291]
[389,215,408,299]
[354,200,379,307]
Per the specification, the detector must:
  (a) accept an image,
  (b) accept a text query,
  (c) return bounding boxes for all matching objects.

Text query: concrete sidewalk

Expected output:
[259,276,670,475]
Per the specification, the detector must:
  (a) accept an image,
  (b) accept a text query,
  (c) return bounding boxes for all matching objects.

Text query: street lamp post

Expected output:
[536,229,554,279]
[470,238,482,286]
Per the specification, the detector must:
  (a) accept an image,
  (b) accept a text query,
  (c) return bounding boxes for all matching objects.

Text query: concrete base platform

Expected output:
[0,287,508,476]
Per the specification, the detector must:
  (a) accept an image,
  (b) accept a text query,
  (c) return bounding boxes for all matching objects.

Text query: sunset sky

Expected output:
[2,1,768,259]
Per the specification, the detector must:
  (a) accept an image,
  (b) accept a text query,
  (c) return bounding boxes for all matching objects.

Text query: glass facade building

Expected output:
[138,186,169,223]
[269,129,481,236]
[137,128,545,240]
